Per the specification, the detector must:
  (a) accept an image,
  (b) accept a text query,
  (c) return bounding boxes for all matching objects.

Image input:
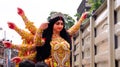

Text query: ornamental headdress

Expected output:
[48,12,65,25]
[50,12,65,20]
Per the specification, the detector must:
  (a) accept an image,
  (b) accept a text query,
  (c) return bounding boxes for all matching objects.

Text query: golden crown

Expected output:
[50,12,65,19]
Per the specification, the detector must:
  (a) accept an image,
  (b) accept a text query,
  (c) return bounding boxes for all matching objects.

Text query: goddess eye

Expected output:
[55,20,64,25]
[55,22,60,25]
[61,23,63,25]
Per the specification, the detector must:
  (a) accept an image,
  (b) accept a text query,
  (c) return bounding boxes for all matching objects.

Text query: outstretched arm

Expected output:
[21,51,36,61]
[11,52,36,64]
[17,7,37,35]
[7,22,34,43]
[34,28,43,46]
[3,41,35,51]
[67,12,90,35]
[13,44,36,51]
[34,23,48,46]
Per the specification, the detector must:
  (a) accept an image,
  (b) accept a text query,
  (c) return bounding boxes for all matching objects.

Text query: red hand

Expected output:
[81,12,90,19]
[2,41,12,48]
[7,22,16,29]
[11,57,21,64]
[17,7,24,16]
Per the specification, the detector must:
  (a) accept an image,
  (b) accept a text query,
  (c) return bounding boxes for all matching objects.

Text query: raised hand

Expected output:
[17,7,29,25]
[11,56,22,64]
[2,41,12,48]
[17,7,25,16]
[7,22,16,29]
[80,12,90,21]
[39,22,48,30]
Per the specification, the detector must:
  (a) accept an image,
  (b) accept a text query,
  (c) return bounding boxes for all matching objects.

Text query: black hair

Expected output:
[35,61,48,67]
[19,60,35,67]
[36,16,71,62]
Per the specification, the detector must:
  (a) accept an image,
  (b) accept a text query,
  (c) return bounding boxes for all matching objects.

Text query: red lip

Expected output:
[57,28,62,30]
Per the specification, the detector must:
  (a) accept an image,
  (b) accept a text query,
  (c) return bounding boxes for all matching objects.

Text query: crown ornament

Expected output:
[50,12,65,19]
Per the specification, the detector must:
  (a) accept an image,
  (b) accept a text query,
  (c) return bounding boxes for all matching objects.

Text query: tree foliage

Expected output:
[88,0,104,12]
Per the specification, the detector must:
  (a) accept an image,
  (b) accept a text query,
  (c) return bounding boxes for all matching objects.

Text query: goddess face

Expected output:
[53,20,64,33]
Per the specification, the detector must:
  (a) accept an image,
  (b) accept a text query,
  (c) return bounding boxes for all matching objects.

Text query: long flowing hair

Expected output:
[36,16,71,62]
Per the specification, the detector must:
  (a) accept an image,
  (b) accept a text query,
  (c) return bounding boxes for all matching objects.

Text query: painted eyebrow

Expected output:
[56,22,63,24]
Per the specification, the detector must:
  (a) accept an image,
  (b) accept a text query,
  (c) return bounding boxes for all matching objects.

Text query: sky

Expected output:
[0,0,82,44]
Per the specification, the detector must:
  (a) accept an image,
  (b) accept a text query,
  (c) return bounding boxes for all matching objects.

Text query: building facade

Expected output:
[72,0,120,67]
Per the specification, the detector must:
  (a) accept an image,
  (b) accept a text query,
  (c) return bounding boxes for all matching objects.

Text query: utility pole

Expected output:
[2,30,11,67]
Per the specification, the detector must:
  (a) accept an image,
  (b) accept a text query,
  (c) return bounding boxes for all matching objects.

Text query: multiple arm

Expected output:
[34,28,44,46]
[12,44,36,51]
[34,22,48,46]
[14,27,34,44]
[3,40,35,51]
[11,51,36,64]
[8,8,89,64]
[8,22,34,44]
[9,28,44,51]
[6,8,46,64]
[15,28,44,62]
[17,8,37,35]
[20,51,36,61]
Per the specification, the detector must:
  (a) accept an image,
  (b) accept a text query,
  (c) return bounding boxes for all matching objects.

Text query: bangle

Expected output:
[22,15,26,21]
